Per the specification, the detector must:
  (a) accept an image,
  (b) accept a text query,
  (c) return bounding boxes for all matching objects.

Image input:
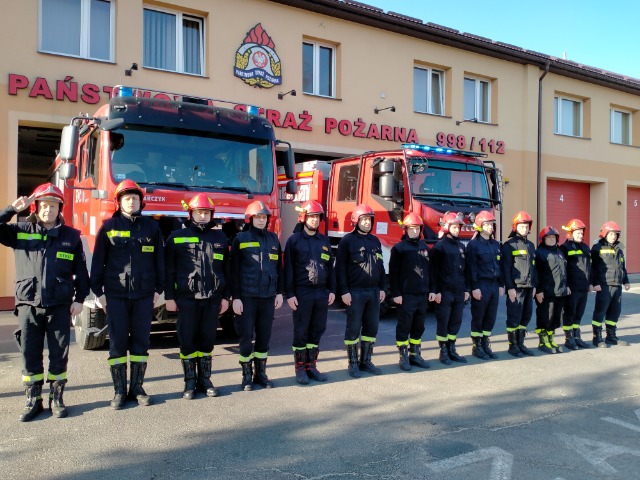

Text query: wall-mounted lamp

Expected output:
[374,106,395,114]
[278,89,296,100]
[125,62,138,76]
[617,200,622,205]
[456,117,478,126]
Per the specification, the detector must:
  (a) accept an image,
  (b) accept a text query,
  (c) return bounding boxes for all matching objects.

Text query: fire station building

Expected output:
[1,0,640,308]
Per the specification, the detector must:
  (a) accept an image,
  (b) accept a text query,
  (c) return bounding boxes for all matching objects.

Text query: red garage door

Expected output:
[546,180,590,245]
[626,187,640,273]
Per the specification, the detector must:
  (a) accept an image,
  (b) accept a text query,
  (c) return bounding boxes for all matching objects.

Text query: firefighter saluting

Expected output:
[230,201,284,391]
[590,221,631,347]
[165,193,229,399]
[90,180,165,409]
[284,200,335,385]
[388,212,434,371]
[0,183,89,421]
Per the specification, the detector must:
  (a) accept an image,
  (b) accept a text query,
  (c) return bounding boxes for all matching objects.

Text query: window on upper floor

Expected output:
[143,6,204,75]
[610,108,632,145]
[554,96,583,137]
[413,66,444,115]
[302,40,336,97]
[39,0,114,61]
[464,77,491,123]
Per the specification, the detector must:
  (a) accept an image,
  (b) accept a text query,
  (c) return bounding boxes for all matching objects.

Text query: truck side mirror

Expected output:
[59,125,79,161]
[59,162,77,181]
[276,140,296,180]
[285,180,297,195]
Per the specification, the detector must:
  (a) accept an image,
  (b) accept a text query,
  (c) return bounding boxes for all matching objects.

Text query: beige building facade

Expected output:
[1,0,639,308]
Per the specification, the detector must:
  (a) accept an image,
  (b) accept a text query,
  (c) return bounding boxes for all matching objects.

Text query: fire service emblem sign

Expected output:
[234,23,282,88]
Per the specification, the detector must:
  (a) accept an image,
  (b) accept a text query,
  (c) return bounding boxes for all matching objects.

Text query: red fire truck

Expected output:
[54,85,296,349]
[280,144,503,308]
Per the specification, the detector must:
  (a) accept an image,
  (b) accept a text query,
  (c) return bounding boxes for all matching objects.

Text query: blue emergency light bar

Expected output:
[401,143,487,158]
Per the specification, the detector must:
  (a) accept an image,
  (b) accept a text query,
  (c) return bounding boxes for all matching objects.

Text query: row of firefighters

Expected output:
[0,179,631,422]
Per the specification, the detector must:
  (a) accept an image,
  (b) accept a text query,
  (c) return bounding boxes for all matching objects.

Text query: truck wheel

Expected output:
[74,305,108,350]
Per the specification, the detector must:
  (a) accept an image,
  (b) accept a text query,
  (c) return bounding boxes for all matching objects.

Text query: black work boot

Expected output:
[507,331,523,358]
[397,345,411,371]
[19,384,44,422]
[409,342,430,368]
[128,362,152,406]
[306,347,328,382]
[592,325,607,348]
[517,328,534,356]
[573,327,590,349]
[346,343,362,378]
[359,341,382,375]
[606,325,628,346]
[293,350,310,385]
[181,359,197,400]
[471,336,489,360]
[438,341,452,365]
[197,356,219,397]
[564,329,577,350]
[49,380,68,418]
[252,358,274,388]
[240,361,253,391]
[447,339,467,363]
[109,363,127,410]
[481,336,498,359]
[548,330,563,353]
[537,330,553,354]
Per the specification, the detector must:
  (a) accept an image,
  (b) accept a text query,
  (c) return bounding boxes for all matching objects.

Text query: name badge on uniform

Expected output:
[56,251,74,261]
[142,246,154,253]
[269,253,279,260]
[213,253,224,260]
[321,253,330,261]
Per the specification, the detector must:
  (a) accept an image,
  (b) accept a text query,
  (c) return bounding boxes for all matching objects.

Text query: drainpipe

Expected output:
[537,62,550,232]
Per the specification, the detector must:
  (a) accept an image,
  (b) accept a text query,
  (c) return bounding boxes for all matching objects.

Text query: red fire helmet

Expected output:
[244,201,271,223]
[474,210,496,231]
[30,183,64,213]
[539,226,559,244]
[297,200,324,222]
[188,193,215,213]
[350,204,375,225]
[114,179,143,202]
[511,210,532,231]
[401,212,423,228]
[599,221,621,238]
[440,211,464,235]
[562,218,586,238]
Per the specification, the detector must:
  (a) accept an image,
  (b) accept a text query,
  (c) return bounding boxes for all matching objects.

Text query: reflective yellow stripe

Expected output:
[239,242,260,249]
[47,372,67,381]
[447,334,457,340]
[108,356,127,366]
[361,336,376,342]
[254,351,268,359]
[512,249,527,256]
[213,253,224,260]
[180,352,197,359]
[17,232,47,241]
[292,346,306,351]
[56,252,74,261]
[130,355,148,363]
[269,253,279,260]
[141,246,154,252]
[436,335,448,342]
[470,331,482,337]
[396,340,409,346]
[409,338,421,345]
[173,237,199,244]
[239,354,254,362]
[107,230,130,238]
[344,339,359,345]
[482,331,492,336]
[567,250,583,256]
[600,248,615,254]
[22,373,45,383]
[321,253,330,261]
[305,343,318,349]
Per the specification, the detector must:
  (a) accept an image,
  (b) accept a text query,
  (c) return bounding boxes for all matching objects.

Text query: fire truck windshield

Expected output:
[409,159,491,205]
[109,127,274,194]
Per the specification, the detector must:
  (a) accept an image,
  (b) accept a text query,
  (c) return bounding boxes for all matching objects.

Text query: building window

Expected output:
[39,0,114,61]
[554,96,583,136]
[464,77,490,122]
[143,7,204,75]
[611,109,631,145]
[303,41,336,97]
[413,66,444,115]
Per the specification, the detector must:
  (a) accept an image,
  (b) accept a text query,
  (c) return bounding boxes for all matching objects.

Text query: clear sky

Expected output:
[363,0,640,80]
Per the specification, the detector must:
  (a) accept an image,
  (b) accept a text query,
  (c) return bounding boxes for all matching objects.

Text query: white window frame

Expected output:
[610,108,632,145]
[302,40,336,98]
[554,95,583,137]
[143,5,205,76]
[38,0,115,62]
[413,66,445,115]
[464,76,491,123]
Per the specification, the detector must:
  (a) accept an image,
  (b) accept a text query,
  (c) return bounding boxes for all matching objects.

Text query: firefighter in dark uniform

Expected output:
[590,221,631,347]
[0,184,89,421]
[165,193,229,399]
[559,219,592,349]
[284,200,335,385]
[534,227,570,354]
[230,201,283,391]
[335,204,386,378]
[501,211,537,358]
[430,212,470,365]
[466,211,503,360]
[90,180,164,409]
[389,212,434,371]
